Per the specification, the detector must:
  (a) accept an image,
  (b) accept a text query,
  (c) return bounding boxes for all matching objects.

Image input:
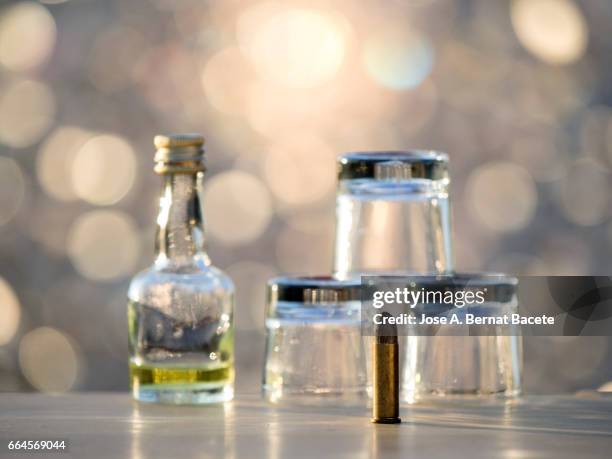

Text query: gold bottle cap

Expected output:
[153,133,205,174]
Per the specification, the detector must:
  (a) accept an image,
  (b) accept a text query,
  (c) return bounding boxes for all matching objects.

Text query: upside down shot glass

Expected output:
[402,274,523,402]
[333,151,453,277]
[332,151,455,402]
[262,276,368,405]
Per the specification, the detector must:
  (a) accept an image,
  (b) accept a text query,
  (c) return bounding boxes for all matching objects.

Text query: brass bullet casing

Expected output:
[371,319,401,424]
[153,133,205,174]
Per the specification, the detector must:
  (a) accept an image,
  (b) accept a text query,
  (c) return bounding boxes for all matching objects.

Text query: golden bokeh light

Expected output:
[239,5,348,88]
[598,381,612,392]
[275,225,333,274]
[245,80,316,137]
[263,136,336,208]
[0,2,56,73]
[19,327,79,392]
[511,0,587,65]
[67,210,140,281]
[37,126,93,202]
[236,1,285,57]
[204,171,272,245]
[202,47,253,115]
[71,134,137,205]
[467,162,537,233]
[0,277,21,346]
[363,27,434,90]
[0,156,25,226]
[244,76,356,139]
[281,210,334,235]
[0,79,55,148]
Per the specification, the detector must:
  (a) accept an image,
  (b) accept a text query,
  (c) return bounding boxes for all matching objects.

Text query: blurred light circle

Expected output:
[204,171,272,245]
[400,80,439,135]
[510,134,568,182]
[0,277,20,346]
[363,28,433,90]
[27,202,75,256]
[245,81,314,137]
[19,327,79,392]
[88,26,145,93]
[511,0,587,65]
[275,226,332,274]
[68,210,140,281]
[557,159,610,226]
[241,7,347,88]
[0,2,56,72]
[263,136,336,207]
[599,381,612,392]
[132,45,202,114]
[0,156,25,226]
[0,79,55,148]
[467,162,537,233]
[37,126,92,202]
[202,47,252,115]
[72,135,136,205]
[237,1,285,56]
[281,210,334,234]
[226,261,276,331]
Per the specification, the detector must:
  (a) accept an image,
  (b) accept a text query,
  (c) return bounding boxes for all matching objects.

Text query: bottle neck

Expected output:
[155,172,209,266]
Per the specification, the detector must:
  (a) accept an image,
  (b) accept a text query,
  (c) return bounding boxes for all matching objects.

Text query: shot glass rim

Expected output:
[267,275,362,304]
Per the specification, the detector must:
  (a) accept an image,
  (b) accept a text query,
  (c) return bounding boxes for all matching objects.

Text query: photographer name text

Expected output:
[373,313,555,326]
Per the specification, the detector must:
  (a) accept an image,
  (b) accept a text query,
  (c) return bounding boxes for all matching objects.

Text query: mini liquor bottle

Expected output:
[127,134,235,404]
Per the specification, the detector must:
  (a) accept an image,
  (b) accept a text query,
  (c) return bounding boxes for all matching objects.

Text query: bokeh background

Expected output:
[0,0,611,395]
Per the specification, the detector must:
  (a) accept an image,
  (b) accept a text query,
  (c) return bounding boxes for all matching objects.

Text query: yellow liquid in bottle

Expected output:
[130,363,233,386]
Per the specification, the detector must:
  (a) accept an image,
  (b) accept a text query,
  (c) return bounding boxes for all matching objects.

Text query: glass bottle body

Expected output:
[128,173,235,404]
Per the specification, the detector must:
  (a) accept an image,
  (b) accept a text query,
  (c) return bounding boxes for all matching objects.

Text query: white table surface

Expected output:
[1,392,611,458]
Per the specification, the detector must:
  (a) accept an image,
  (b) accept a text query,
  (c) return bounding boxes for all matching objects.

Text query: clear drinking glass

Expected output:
[263,276,367,405]
[333,151,453,277]
[402,275,522,401]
